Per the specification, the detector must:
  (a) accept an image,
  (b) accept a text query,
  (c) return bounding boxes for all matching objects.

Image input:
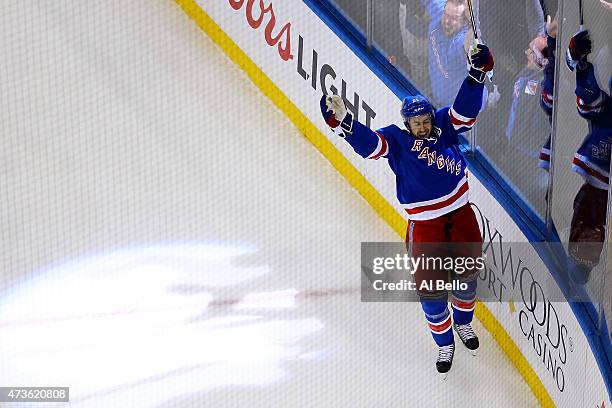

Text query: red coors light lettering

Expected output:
[228,0,293,61]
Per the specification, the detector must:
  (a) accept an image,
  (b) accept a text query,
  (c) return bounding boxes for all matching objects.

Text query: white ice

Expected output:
[0,1,538,407]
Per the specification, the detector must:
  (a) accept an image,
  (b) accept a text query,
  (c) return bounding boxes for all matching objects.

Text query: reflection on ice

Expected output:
[235,289,299,310]
[0,243,323,407]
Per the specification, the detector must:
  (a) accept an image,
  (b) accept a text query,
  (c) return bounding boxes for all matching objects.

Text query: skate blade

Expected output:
[438,372,448,380]
[469,349,478,356]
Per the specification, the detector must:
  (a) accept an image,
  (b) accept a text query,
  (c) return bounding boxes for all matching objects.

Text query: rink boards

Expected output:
[178,0,610,406]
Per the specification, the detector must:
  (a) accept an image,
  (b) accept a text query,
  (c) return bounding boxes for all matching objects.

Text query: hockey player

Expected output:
[564,30,611,283]
[320,43,494,377]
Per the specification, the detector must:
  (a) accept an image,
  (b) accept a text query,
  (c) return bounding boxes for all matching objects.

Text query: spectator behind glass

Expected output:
[504,34,553,190]
[419,0,473,107]
[374,0,410,70]
[478,0,546,119]
[399,0,431,96]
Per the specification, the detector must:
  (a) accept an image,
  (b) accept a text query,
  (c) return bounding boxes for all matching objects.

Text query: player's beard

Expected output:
[414,128,432,139]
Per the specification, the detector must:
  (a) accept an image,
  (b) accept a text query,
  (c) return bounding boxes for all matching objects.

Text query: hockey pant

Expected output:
[568,182,608,284]
[406,203,483,347]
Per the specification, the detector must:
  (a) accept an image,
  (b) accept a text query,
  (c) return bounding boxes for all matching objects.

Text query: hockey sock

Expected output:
[421,299,454,346]
[451,278,477,325]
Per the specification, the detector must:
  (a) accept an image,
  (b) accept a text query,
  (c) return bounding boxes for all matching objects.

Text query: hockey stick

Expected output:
[466,0,496,86]
[579,0,584,30]
[466,0,478,41]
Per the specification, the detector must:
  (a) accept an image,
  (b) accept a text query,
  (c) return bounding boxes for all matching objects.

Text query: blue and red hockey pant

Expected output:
[406,204,483,346]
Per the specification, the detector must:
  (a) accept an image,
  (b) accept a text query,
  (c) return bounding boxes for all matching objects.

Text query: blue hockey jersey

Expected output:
[343,77,484,220]
[571,62,612,190]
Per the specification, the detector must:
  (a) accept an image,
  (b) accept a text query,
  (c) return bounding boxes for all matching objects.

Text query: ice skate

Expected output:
[454,322,479,355]
[436,343,455,380]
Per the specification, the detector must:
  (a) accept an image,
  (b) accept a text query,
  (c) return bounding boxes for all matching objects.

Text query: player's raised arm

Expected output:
[320,94,390,160]
[446,43,494,134]
[575,63,610,121]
